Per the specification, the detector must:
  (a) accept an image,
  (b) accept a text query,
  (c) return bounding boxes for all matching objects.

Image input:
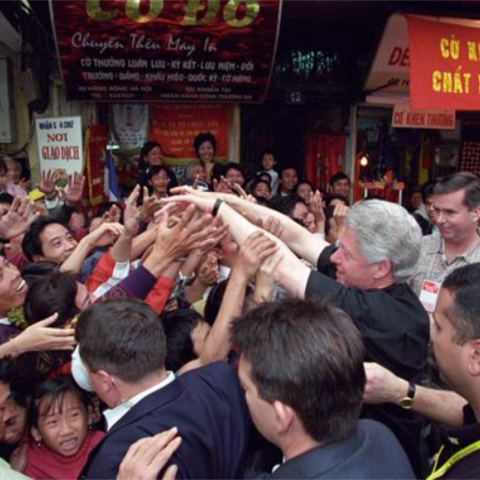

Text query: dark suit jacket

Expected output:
[80,362,248,480]
[271,420,415,479]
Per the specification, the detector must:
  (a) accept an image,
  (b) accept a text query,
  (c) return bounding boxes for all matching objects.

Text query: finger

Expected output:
[36,313,59,327]
[192,176,199,190]
[163,464,179,480]
[137,428,179,463]
[144,437,182,478]
[128,185,140,205]
[9,196,21,213]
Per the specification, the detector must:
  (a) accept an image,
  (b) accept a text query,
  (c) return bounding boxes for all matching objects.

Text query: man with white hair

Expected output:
[164,190,429,475]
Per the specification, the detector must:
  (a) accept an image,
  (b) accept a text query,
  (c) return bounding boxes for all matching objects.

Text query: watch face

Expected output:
[399,397,414,409]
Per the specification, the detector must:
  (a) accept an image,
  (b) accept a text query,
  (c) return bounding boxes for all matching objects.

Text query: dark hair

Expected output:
[193,132,217,156]
[260,150,276,162]
[21,262,58,287]
[442,264,480,344]
[0,158,6,174]
[249,179,272,196]
[271,195,306,218]
[161,309,203,371]
[232,299,365,444]
[21,217,70,262]
[0,193,14,206]
[256,172,272,186]
[223,162,245,178]
[0,358,32,409]
[279,166,298,178]
[204,280,253,326]
[147,165,171,181]
[24,271,78,328]
[76,299,166,382]
[329,172,350,187]
[433,172,480,209]
[139,141,163,171]
[326,194,349,207]
[29,376,90,428]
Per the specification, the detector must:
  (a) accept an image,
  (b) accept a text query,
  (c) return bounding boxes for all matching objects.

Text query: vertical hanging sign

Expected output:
[49,0,282,103]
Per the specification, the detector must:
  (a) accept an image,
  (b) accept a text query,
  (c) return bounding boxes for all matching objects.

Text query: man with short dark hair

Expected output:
[365,263,480,479]
[77,299,248,480]
[410,172,480,305]
[233,299,414,479]
[329,172,350,200]
[275,166,299,198]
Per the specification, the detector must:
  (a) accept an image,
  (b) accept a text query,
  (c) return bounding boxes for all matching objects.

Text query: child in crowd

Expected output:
[23,376,104,480]
[257,150,279,194]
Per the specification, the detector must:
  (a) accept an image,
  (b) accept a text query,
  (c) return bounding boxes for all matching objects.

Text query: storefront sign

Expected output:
[150,103,230,165]
[35,116,84,174]
[364,14,410,96]
[49,0,282,102]
[392,104,455,129]
[407,15,480,110]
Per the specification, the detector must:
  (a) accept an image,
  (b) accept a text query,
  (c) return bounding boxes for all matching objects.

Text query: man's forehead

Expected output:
[0,381,11,405]
[433,190,467,208]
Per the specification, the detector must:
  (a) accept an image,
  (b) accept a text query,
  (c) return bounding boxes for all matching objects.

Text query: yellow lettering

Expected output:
[181,0,220,25]
[453,69,463,94]
[440,38,450,58]
[450,36,460,60]
[464,73,471,93]
[432,71,442,92]
[86,0,118,20]
[125,0,164,23]
[443,72,452,93]
[223,0,260,28]
[467,41,478,61]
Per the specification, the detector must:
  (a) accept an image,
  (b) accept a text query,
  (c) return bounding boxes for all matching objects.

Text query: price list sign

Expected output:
[50,0,282,102]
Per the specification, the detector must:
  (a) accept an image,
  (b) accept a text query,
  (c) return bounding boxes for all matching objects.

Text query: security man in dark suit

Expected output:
[77,299,248,480]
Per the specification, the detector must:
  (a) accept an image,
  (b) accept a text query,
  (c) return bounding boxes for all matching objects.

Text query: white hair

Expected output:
[346,200,422,282]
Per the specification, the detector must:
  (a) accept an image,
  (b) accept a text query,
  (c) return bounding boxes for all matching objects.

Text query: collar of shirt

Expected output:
[103,371,176,431]
[0,318,10,326]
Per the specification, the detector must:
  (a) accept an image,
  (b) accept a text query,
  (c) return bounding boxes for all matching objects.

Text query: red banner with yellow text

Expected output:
[150,103,230,166]
[407,15,480,111]
[50,0,281,103]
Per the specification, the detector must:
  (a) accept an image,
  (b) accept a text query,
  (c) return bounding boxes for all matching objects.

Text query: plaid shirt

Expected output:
[410,231,480,296]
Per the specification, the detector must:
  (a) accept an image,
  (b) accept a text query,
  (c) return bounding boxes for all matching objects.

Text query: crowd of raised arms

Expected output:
[0,133,480,480]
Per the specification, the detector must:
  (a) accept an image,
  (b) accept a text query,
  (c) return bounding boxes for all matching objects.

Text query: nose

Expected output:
[59,417,74,437]
[330,248,342,265]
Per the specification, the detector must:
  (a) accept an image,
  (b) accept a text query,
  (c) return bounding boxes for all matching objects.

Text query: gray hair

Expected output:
[346,200,422,282]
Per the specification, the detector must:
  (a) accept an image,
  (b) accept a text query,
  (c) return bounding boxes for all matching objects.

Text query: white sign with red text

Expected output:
[392,104,456,130]
[36,116,84,174]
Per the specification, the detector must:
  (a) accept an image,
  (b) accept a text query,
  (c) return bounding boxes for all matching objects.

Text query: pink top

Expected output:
[24,430,104,480]
[2,182,27,197]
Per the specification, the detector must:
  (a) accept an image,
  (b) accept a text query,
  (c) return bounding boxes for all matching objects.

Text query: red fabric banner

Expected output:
[50,0,281,103]
[407,15,480,111]
[149,104,230,166]
[85,125,108,206]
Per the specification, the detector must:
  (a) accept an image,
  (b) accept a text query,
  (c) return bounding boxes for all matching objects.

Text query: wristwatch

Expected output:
[398,382,416,410]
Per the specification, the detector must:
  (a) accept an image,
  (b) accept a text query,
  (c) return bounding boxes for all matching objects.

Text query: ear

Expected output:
[273,400,295,434]
[95,369,115,394]
[471,206,480,223]
[373,259,392,279]
[467,339,480,376]
[31,426,42,443]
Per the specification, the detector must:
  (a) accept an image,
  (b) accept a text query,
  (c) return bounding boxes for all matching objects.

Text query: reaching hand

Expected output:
[64,172,86,205]
[363,362,407,404]
[14,313,76,354]
[253,249,283,304]
[123,185,141,237]
[196,251,220,287]
[117,427,181,480]
[18,178,31,191]
[37,169,59,198]
[259,216,284,239]
[140,187,163,223]
[86,222,124,248]
[234,231,278,281]
[0,197,38,239]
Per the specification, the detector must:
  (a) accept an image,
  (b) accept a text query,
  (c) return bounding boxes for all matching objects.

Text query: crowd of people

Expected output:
[0,134,479,480]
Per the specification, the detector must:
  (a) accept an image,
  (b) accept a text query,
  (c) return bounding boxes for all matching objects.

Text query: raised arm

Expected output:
[163,193,311,299]
[170,186,328,265]
[364,362,467,427]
